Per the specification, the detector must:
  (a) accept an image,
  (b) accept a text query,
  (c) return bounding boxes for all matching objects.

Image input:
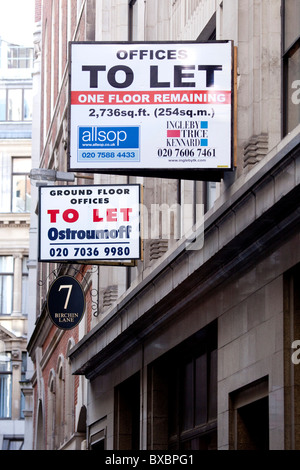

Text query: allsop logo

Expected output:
[78,126,139,149]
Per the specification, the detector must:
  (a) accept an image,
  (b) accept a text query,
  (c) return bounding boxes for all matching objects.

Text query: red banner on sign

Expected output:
[71,90,231,105]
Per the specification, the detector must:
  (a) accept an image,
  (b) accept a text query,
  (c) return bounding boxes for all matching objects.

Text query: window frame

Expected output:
[0,256,14,315]
[21,257,29,315]
[168,340,217,450]
[0,87,33,122]
[7,45,33,69]
[2,436,24,450]
[11,157,31,213]
[0,351,12,419]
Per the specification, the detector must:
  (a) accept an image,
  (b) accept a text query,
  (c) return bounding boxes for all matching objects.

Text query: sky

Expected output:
[0,0,35,46]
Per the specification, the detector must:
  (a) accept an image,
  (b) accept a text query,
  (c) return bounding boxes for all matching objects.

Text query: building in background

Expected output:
[26,0,300,450]
[0,35,33,449]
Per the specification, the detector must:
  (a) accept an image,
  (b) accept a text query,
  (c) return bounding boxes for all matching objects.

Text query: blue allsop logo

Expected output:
[78,126,139,149]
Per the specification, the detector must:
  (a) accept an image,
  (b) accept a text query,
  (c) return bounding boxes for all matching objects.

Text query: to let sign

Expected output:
[38,184,141,263]
[69,41,233,173]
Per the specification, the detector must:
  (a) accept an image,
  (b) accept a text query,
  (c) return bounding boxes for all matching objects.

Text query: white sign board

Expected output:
[39,184,141,262]
[69,41,233,172]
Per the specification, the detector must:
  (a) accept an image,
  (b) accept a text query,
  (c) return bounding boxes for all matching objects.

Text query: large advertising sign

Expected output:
[69,41,233,174]
[39,184,141,263]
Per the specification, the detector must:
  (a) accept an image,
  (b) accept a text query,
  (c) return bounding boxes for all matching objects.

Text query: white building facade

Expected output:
[0,37,33,450]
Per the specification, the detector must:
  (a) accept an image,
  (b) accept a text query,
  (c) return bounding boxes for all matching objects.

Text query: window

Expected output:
[147,322,217,450]
[168,331,217,450]
[114,373,140,450]
[0,156,31,213]
[235,397,269,450]
[0,256,14,315]
[91,434,105,450]
[21,257,28,315]
[65,340,76,439]
[229,377,269,450]
[23,89,33,120]
[47,371,56,449]
[282,0,300,135]
[0,88,33,122]
[0,89,6,120]
[2,437,24,450]
[204,181,217,212]
[0,351,12,418]
[7,45,33,69]
[20,353,27,418]
[55,359,64,448]
[8,89,22,121]
[12,157,31,213]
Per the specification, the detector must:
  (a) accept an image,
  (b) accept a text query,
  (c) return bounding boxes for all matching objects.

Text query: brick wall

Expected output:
[33,1,91,447]
[35,0,41,22]
[40,0,80,164]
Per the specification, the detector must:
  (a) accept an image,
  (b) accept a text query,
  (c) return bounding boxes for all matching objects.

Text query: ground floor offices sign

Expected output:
[69,41,233,177]
[39,184,141,263]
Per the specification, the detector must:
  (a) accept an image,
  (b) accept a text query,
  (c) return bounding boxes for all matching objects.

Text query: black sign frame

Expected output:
[68,40,235,180]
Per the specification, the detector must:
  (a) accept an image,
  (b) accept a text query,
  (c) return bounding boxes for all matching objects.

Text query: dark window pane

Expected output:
[2,438,23,450]
[168,372,178,437]
[165,323,217,450]
[182,360,193,431]
[208,349,217,420]
[195,353,207,426]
